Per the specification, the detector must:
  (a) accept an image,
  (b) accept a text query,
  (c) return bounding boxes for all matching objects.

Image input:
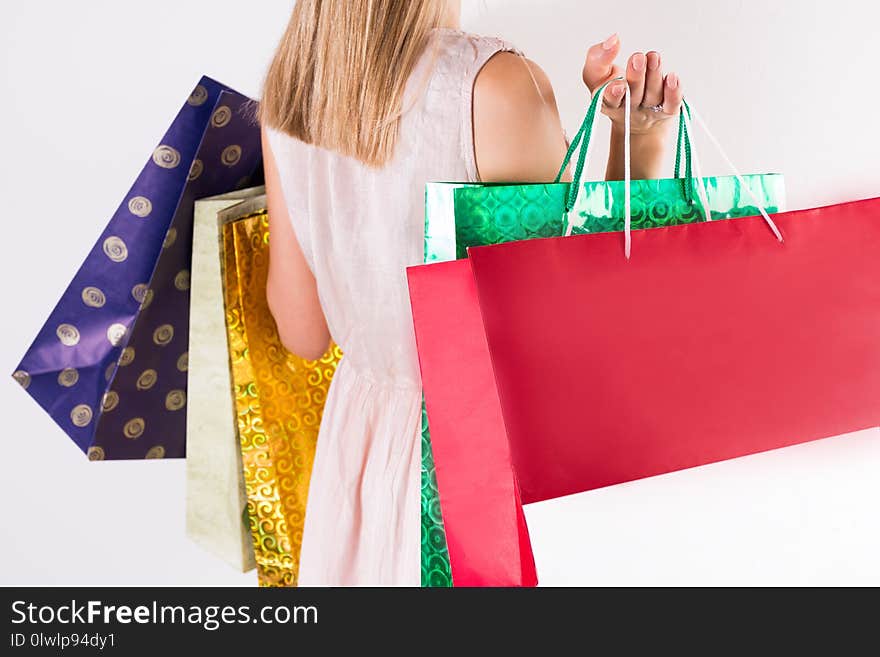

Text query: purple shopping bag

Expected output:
[11,76,263,460]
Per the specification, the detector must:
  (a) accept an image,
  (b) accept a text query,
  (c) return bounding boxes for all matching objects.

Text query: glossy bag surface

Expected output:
[219,198,343,587]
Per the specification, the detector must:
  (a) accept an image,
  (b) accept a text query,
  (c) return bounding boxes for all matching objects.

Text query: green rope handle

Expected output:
[555,79,614,214]
[674,103,696,203]
[556,81,698,215]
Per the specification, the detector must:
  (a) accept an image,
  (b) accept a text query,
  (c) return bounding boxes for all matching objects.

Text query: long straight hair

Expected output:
[260,0,447,167]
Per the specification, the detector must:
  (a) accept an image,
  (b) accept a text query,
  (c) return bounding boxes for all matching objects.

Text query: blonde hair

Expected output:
[260,0,447,167]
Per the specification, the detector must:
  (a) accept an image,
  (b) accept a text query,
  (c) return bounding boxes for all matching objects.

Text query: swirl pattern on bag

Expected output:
[82,286,106,308]
[56,324,81,347]
[211,106,232,128]
[222,210,342,587]
[101,391,119,413]
[187,84,209,106]
[188,159,204,182]
[152,145,181,169]
[58,368,79,387]
[127,196,153,218]
[106,323,127,347]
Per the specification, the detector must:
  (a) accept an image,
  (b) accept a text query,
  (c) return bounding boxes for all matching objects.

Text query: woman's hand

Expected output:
[582,34,683,180]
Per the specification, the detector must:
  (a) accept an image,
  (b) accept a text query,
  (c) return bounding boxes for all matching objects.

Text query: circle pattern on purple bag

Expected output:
[56,324,80,346]
[58,368,79,387]
[188,159,204,181]
[131,284,149,305]
[163,228,177,249]
[12,370,30,389]
[103,236,128,263]
[87,446,105,461]
[152,145,181,169]
[174,270,190,291]
[141,289,155,310]
[71,404,93,427]
[136,369,158,391]
[221,145,242,167]
[165,389,186,411]
[123,417,145,439]
[119,347,135,367]
[211,106,232,128]
[176,352,188,372]
[101,391,119,413]
[187,84,209,106]
[106,323,127,347]
[82,286,106,308]
[145,445,165,459]
[127,196,153,218]
[153,324,174,346]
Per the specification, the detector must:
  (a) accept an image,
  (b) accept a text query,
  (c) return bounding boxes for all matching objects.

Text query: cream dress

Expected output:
[265,28,517,586]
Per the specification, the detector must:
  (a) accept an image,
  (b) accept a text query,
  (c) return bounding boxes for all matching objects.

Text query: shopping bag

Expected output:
[186,187,265,572]
[466,196,880,503]
[218,196,343,587]
[411,85,787,585]
[410,259,538,587]
[11,76,262,459]
[420,178,574,586]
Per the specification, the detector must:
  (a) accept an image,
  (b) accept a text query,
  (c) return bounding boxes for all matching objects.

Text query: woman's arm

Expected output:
[473,37,682,184]
[263,125,331,361]
[473,52,570,183]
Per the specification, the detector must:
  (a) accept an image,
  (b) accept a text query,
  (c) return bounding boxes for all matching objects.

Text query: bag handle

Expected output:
[554,81,695,209]
[556,79,783,258]
[555,80,708,235]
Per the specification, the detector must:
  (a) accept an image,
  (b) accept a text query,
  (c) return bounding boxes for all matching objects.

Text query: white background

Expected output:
[1,0,878,586]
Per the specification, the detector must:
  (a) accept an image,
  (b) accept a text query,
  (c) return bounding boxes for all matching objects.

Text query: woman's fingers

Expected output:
[661,73,683,116]
[642,51,664,108]
[583,33,622,90]
[626,52,647,107]
[602,80,628,109]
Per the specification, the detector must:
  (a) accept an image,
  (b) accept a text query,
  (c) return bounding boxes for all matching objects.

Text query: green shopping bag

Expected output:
[419,82,785,587]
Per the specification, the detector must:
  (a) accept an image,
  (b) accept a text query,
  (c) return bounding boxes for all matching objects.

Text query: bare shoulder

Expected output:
[473,53,567,183]
[475,52,557,106]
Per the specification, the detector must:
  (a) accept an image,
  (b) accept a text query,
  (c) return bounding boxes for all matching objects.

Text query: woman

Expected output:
[259,0,682,586]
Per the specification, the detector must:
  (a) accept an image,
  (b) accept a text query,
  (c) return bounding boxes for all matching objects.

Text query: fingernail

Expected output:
[602,34,618,50]
[613,84,626,97]
[667,73,679,89]
[648,53,661,71]
[632,53,646,71]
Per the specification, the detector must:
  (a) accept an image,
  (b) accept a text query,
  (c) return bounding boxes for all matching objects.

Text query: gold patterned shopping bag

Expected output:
[218,196,342,587]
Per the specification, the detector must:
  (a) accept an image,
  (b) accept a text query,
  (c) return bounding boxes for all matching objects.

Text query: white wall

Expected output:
[1,0,878,586]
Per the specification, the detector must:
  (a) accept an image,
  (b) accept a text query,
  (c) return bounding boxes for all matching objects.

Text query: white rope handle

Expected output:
[687,103,784,243]
[572,79,782,258]
[564,82,609,238]
[621,88,784,257]
[679,106,714,224]
[624,82,631,257]
[621,83,713,258]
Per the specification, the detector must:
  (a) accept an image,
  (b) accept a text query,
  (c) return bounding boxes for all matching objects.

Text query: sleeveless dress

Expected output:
[265,28,518,586]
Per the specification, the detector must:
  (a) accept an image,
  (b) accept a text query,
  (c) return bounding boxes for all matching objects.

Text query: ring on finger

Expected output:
[644,104,665,113]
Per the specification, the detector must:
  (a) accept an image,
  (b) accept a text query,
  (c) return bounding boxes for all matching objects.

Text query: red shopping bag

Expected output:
[409,260,537,587]
[408,197,880,585]
[466,197,880,503]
